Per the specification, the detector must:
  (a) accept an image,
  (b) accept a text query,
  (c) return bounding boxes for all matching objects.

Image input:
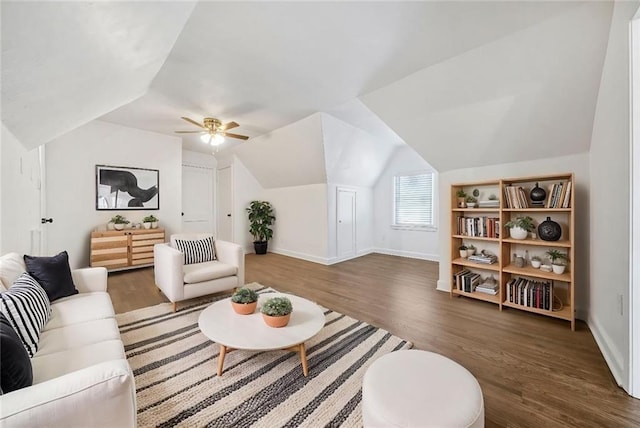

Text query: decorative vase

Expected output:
[151,221,159,229]
[262,313,291,328]
[231,301,257,315]
[143,222,152,229]
[530,182,546,207]
[515,256,525,268]
[114,223,125,231]
[538,217,561,241]
[552,264,566,274]
[509,226,528,240]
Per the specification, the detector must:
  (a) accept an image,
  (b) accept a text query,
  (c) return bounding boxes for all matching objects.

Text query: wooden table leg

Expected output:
[217,345,227,376]
[299,343,308,377]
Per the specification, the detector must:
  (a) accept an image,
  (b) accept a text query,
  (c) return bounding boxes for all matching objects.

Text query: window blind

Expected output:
[394,173,434,226]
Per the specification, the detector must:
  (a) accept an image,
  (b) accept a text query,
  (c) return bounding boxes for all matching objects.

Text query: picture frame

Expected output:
[95,165,159,210]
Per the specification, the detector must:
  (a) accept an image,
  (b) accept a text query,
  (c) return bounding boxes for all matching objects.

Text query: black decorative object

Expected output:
[538,217,561,241]
[530,182,546,207]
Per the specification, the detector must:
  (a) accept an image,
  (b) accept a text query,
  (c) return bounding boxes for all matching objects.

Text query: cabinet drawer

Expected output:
[131,257,154,266]
[91,236,128,250]
[131,238,164,247]
[131,232,164,241]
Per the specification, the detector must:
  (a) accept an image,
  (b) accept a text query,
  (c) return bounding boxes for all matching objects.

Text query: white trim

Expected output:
[215,165,233,243]
[328,248,375,265]
[373,248,439,262]
[436,279,450,292]
[390,225,437,232]
[336,187,357,259]
[589,314,625,388]
[38,145,46,256]
[269,247,331,265]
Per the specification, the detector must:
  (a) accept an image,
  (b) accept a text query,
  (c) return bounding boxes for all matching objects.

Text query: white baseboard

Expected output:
[327,248,375,265]
[268,247,330,265]
[436,279,450,292]
[373,248,439,262]
[587,314,626,388]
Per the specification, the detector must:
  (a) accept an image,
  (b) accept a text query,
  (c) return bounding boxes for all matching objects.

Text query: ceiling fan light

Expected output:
[211,134,225,146]
[200,133,211,143]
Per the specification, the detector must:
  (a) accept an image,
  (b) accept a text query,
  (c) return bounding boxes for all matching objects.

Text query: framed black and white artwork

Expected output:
[96,165,159,210]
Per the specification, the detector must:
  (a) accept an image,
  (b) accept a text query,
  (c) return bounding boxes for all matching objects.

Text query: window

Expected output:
[393,172,436,230]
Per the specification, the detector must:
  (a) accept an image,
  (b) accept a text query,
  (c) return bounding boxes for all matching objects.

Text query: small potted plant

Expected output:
[111,214,130,231]
[465,195,477,208]
[459,245,468,259]
[230,287,259,315]
[531,255,542,269]
[504,216,535,240]
[466,244,476,256]
[456,190,467,208]
[260,296,293,328]
[546,249,568,274]
[142,215,158,230]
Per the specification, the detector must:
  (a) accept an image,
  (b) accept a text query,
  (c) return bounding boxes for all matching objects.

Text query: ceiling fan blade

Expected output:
[181,116,205,128]
[222,132,249,141]
[175,130,205,134]
[221,121,239,131]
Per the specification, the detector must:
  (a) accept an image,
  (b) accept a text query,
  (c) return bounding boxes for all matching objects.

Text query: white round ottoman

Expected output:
[362,350,484,428]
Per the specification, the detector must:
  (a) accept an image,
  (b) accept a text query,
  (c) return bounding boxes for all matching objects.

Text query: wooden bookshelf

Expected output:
[450,173,575,330]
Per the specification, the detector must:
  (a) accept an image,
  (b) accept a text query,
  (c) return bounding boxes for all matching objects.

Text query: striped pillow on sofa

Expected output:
[174,236,216,265]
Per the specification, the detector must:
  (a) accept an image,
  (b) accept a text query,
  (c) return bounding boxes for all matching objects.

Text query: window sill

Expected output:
[391,225,437,232]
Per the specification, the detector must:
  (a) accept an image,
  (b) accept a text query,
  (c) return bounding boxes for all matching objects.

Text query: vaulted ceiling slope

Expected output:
[361,1,613,172]
[1,1,196,149]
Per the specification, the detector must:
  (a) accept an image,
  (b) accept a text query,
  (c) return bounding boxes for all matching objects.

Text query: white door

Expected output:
[182,165,214,233]
[216,166,233,242]
[337,188,356,258]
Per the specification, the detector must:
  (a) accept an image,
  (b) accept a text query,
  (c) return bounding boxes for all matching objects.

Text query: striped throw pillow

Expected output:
[0,273,51,357]
[174,236,216,265]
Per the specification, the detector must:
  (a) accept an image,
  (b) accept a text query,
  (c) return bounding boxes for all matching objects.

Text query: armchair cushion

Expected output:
[175,236,216,265]
[24,251,78,302]
[183,261,238,284]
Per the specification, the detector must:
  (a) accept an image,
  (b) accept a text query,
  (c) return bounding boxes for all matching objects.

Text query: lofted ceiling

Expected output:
[1,1,617,176]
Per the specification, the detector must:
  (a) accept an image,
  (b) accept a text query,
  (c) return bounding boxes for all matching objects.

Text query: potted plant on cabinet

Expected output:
[465,195,477,208]
[504,216,535,240]
[142,215,158,230]
[546,249,568,274]
[111,215,130,231]
[459,245,468,258]
[230,287,259,315]
[260,296,293,328]
[456,190,467,208]
[246,201,276,255]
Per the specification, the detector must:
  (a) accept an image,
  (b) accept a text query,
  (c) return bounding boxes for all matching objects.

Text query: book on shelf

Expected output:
[546,181,571,208]
[506,277,552,310]
[456,216,500,238]
[468,252,498,264]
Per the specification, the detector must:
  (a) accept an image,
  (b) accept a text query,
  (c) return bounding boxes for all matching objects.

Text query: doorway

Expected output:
[336,188,356,259]
[216,166,233,242]
[182,164,214,233]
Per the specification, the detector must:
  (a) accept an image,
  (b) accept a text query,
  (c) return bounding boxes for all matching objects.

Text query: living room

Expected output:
[2,1,640,426]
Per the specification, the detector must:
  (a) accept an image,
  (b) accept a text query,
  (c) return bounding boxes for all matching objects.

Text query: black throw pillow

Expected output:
[0,312,33,393]
[24,251,78,302]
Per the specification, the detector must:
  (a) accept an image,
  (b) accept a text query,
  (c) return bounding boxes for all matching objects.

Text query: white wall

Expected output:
[45,120,182,268]
[263,184,329,264]
[436,153,590,318]
[230,156,264,252]
[327,184,374,263]
[373,145,439,261]
[588,0,639,392]
[0,124,42,255]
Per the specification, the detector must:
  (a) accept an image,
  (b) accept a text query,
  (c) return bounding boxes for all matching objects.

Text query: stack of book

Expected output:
[477,200,499,208]
[453,269,481,293]
[467,252,497,264]
[506,277,553,310]
[547,181,572,208]
[503,185,529,209]
[476,277,499,295]
[456,216,500,238]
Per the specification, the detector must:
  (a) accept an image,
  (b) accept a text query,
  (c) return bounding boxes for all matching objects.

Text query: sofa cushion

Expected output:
[0,273,51,357]
[31,339,126,384]
[0,312,33,393]
[37,318,121,357]
[24,251,78,302]
[0,252,26,290]
[175,236,216,265]
[43,292,115,331]
[183,261,237,284]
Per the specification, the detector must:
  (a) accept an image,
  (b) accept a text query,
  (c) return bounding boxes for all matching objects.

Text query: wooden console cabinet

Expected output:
[90,228,165,271]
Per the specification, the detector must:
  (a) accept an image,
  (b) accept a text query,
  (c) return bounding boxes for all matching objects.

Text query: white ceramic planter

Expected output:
[552,264,566,274]
[143,222,152,229]
[509,226,528,240]
[531,260,542,269]
[459,250,468,258]
[114,223,125,231]
[151,221,159,229]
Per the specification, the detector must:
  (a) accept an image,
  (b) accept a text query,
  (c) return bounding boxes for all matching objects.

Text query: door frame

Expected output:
[336,187,357,260]
[216,165,234,243]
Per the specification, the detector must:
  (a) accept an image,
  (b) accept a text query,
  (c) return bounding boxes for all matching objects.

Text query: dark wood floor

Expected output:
[107,253,640,428]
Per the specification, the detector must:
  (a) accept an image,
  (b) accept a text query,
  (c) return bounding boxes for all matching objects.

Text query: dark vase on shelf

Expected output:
[538,217,561,241]
[530,182,546,207]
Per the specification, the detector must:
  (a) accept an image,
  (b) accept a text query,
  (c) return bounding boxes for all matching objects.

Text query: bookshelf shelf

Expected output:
[450,173,575,330]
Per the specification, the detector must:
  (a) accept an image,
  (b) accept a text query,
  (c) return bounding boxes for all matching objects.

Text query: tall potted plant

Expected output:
[246,200,276,254]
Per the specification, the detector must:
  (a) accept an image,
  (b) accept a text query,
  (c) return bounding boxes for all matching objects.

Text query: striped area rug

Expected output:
[116,286,412,427]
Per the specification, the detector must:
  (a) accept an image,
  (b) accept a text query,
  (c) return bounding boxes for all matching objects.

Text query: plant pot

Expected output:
[531,260,542,269]
[262,312,290,328]
[552,264,566,274]
[231,301,257,315]
[254,241,268,255]
[114,223,125,231]
[457,197,466,208]
[151,221,158,229]
[143,222,152,229]
[467,248,476,256]
[509,226,528,240]
[459,250,468,258]
[466,202,476,208]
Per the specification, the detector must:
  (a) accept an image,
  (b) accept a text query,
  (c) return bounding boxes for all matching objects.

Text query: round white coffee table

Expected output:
[198,293,325,377]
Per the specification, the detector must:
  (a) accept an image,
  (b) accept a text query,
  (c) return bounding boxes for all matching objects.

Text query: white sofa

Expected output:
[154,234,244,312]
[0,253,136,428]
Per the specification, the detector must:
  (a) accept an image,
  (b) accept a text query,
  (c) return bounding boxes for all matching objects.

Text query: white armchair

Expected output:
[154,234,245,312]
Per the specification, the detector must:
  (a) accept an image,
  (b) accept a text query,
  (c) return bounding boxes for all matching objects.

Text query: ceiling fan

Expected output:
[175,117,249,146]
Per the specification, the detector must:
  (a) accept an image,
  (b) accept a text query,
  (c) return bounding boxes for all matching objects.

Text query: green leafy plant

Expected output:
[111,214,130,225]
[504,216,535,232]
[456,189,467,198]
[465,195,477,203]
[143,215,158,223]
[466,244,475,250]
[260,296,292,317]
[246,201,276,242]
[546,249,568,265]
[231,287,259,304]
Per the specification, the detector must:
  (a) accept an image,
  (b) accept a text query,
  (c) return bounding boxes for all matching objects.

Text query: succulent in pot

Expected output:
[504,216,535,240]
[466,244,476,255]
[111,214,130,231]
[260,296,293,327]
[459,245,468,259]
[142,215,158,230]
[465,195,477,208]
[231,287,259,315]
[531,255,542,269]
[546,249,568,274]
[456,190,467,208]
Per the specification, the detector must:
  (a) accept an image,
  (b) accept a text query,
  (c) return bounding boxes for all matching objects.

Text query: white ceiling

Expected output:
[1,1,616,175]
